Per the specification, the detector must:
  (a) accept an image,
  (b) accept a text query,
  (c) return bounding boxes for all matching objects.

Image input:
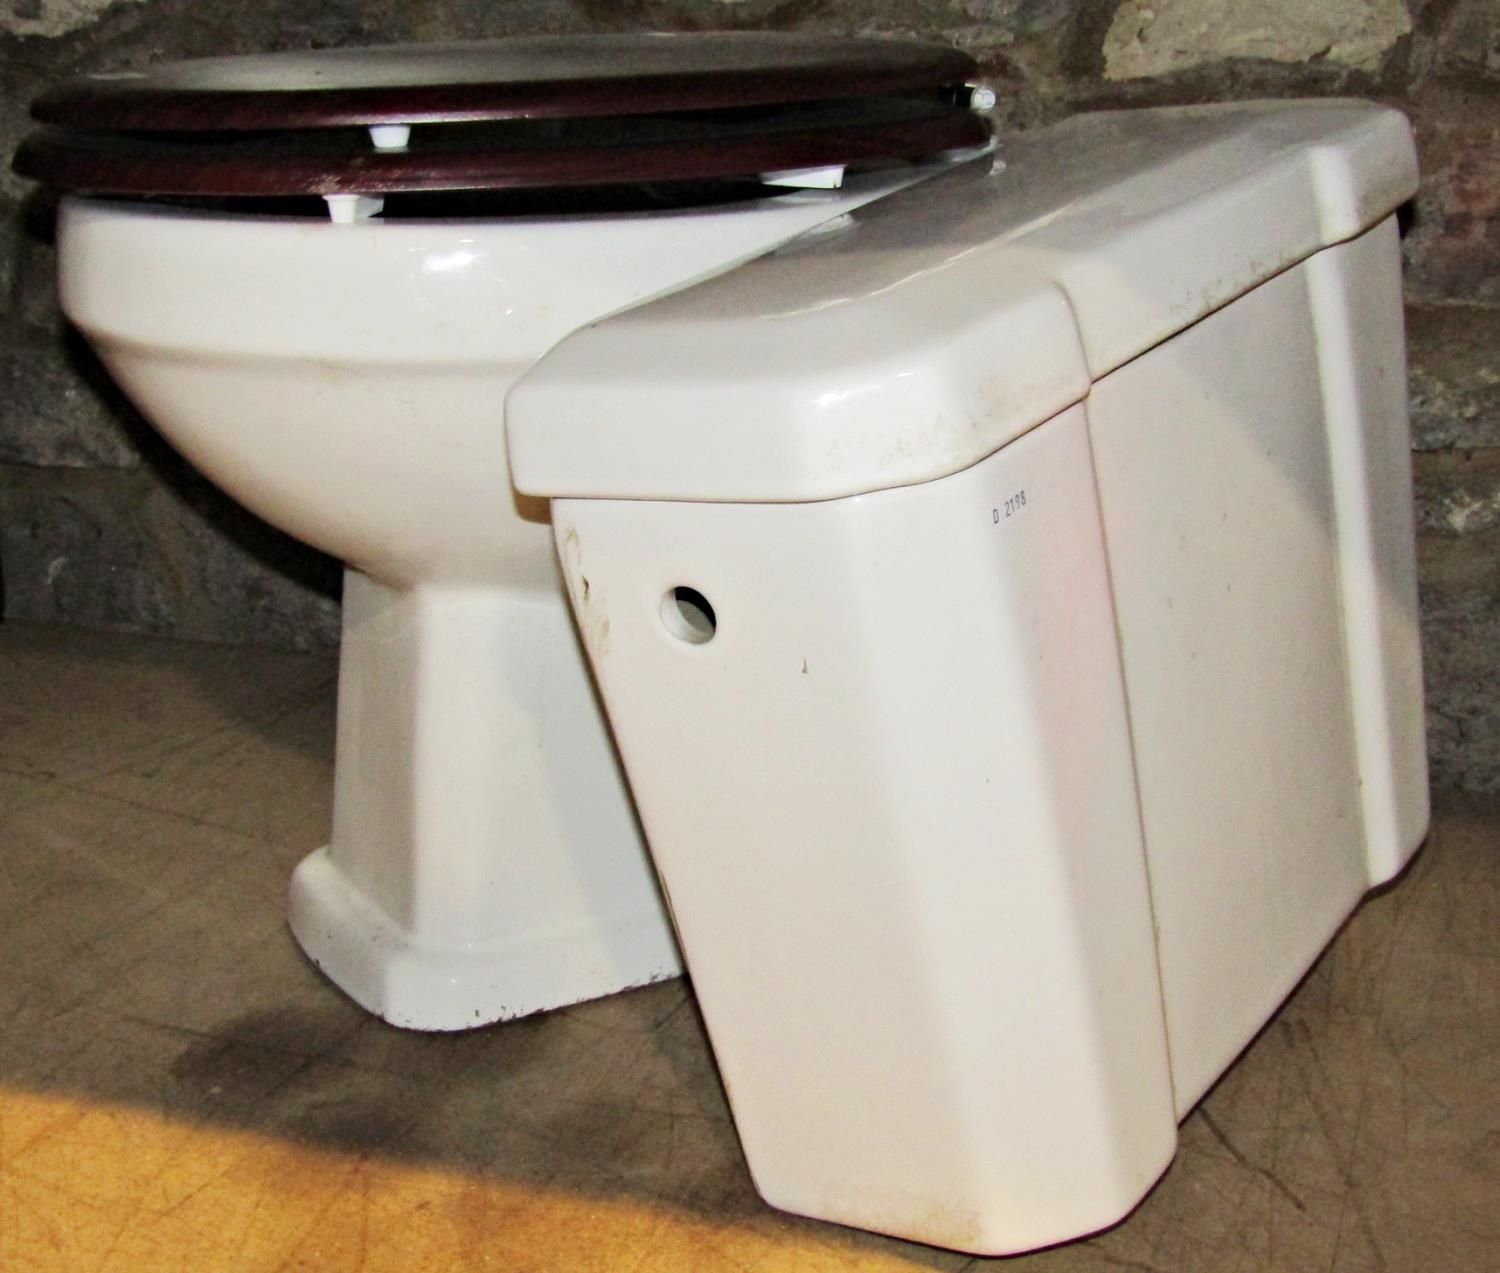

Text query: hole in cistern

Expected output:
[661,586,717,645]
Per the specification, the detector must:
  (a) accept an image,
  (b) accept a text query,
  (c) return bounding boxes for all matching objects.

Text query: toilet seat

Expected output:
[15,33,988,196]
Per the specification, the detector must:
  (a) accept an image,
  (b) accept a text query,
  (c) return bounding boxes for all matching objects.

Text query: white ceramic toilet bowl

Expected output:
[55,166,943,1028]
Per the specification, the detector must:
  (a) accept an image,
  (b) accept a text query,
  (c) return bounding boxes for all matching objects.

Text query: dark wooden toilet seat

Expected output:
[15,33,988,197]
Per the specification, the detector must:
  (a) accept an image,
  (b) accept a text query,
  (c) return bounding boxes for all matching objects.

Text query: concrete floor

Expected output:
[0,620,1495,1272]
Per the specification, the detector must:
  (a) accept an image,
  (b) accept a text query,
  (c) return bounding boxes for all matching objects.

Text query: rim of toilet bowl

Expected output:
[54,153,978,366]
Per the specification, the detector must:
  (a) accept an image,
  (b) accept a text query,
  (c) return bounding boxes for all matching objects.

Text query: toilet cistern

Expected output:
[508,99,1429,1254]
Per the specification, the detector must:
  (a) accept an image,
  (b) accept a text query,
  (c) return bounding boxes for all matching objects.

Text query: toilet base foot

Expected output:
[287,845,682,1031]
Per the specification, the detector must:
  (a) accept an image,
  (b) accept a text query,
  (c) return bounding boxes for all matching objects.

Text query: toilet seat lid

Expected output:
[19,98,986,198]
[30,33,978,131]
[17,33,988,197]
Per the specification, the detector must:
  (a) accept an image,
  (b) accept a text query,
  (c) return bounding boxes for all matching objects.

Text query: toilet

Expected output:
[14,33,991,1031]
[18,36,1428,1257]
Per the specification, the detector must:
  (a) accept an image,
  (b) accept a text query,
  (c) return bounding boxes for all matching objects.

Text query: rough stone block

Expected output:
[10,220,65,338]
[0,335,144,468]
[1102,0,1410,80]
[1404,84,1500,304]
[1406,303,1500,452]
[1415,449,1500,537]
[0,468,174,634]
[1419,529,1500,793]
[3,0,150,40]
[1430,0,1500,81]
[0,197,16,318]
[0,463,340,649]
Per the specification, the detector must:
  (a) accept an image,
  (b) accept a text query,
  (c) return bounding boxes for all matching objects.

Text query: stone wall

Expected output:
[1,0,1498,785]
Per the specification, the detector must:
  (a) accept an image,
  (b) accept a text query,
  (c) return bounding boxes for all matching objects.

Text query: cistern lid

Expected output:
[508,102,1420,504]
[14,33,990,198]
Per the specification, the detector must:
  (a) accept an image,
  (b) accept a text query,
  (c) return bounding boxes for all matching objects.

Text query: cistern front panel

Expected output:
[1088,245,1368,1110]
[550,405,1177,1252]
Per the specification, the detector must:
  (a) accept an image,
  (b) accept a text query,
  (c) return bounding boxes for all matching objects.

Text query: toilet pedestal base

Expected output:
[287,845,678,1029]
[287,569,681,1031]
